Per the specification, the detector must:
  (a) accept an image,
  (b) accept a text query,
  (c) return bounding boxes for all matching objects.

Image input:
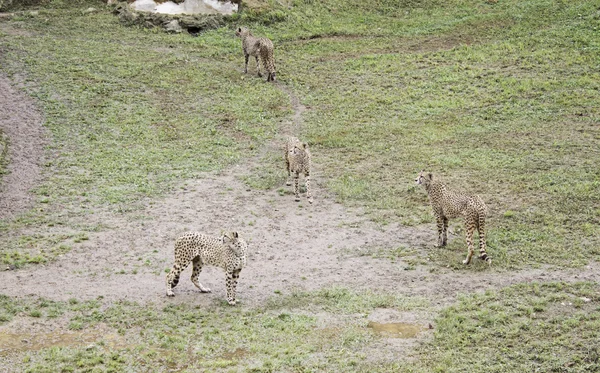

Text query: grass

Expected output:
[262,0,600,269]
[414,281,600,372]
[2,283,597,372]
[0,288,428,372]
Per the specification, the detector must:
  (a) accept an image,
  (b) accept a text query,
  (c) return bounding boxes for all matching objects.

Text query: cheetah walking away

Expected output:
[285,136,313,204]
[235,27,276,82]
[165,231,248,305]
[415,171,491,265]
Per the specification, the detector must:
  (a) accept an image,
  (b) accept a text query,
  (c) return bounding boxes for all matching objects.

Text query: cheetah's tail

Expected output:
[477,205,491,265]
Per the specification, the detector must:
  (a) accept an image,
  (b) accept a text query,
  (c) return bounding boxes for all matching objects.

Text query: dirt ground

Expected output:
[1,72,599,358]
[0,74,47,220]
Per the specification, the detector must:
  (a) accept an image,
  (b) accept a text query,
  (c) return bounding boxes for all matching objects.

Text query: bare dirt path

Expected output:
[0,74,47,220]
[2,167,598,308]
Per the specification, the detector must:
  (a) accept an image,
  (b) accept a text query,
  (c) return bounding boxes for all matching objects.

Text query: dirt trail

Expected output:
[276,81,306,136]
[0,74,47,220]
[2,167,598,309]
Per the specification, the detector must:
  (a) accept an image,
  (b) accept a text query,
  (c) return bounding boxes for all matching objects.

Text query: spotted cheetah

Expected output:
[285,136,313,204]
[165,231,248,305]
[235,27,276,82]
[415,171,491,265]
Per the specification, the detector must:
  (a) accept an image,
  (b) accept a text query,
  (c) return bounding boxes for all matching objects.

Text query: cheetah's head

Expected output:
[289,142,308,156]
[415,170,433,187]
[223,231,247,258]
[235,27,250,38]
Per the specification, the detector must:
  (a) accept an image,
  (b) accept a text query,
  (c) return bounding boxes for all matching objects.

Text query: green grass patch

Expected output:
[0,232,78,268]
[1,4,288,210]
[0,288,427,372]
[275,0,599,268]
[3,281,598,372]
[415,282,600,372]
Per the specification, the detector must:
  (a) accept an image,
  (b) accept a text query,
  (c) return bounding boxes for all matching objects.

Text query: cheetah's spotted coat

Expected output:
[236,27,276,82]
[416,171,491,265]
[165,231,248,305]
[285,136,313,204]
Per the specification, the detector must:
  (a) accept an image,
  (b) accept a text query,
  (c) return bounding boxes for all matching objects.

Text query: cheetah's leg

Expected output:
[244,54,250,74]
[294,172,300,202]
[255,56,262,77]
[285,157,291,186]
[442,216,449,246]
[435,215,445,247]
[463,218,476,265]
[225,269,242,306]
[166,262,188,297]
[305,172,313,204]
[191,256,211,293]
[477,213,491,264]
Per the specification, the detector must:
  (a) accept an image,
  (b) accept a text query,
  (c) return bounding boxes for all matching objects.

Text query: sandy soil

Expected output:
[0,74,47,220]
[0,73,599,363]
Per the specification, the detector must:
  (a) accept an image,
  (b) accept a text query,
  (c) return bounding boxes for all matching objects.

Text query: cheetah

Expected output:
[235,27,276,82]
[415,171,491,265]
[165,231,248,305]
[285,136,313,204]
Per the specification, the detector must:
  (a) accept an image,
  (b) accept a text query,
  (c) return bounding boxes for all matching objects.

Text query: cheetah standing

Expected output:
[235,27,276,82]
[165,231,248,305]
[285,136,313,204]
[415,171,491,265]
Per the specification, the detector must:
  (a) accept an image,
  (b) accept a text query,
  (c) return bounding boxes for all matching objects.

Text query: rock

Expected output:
[113,2,228,34]
[164,19,182,33]
[83,7,97,14]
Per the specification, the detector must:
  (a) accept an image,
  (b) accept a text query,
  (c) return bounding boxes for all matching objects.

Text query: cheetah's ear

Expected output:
[237,27,241,32]
[302,143,308,149]
[428,172,433,180]
[223,232,238,242]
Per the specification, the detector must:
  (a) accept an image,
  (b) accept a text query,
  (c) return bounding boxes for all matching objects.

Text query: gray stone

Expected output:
[164,19,183,33]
